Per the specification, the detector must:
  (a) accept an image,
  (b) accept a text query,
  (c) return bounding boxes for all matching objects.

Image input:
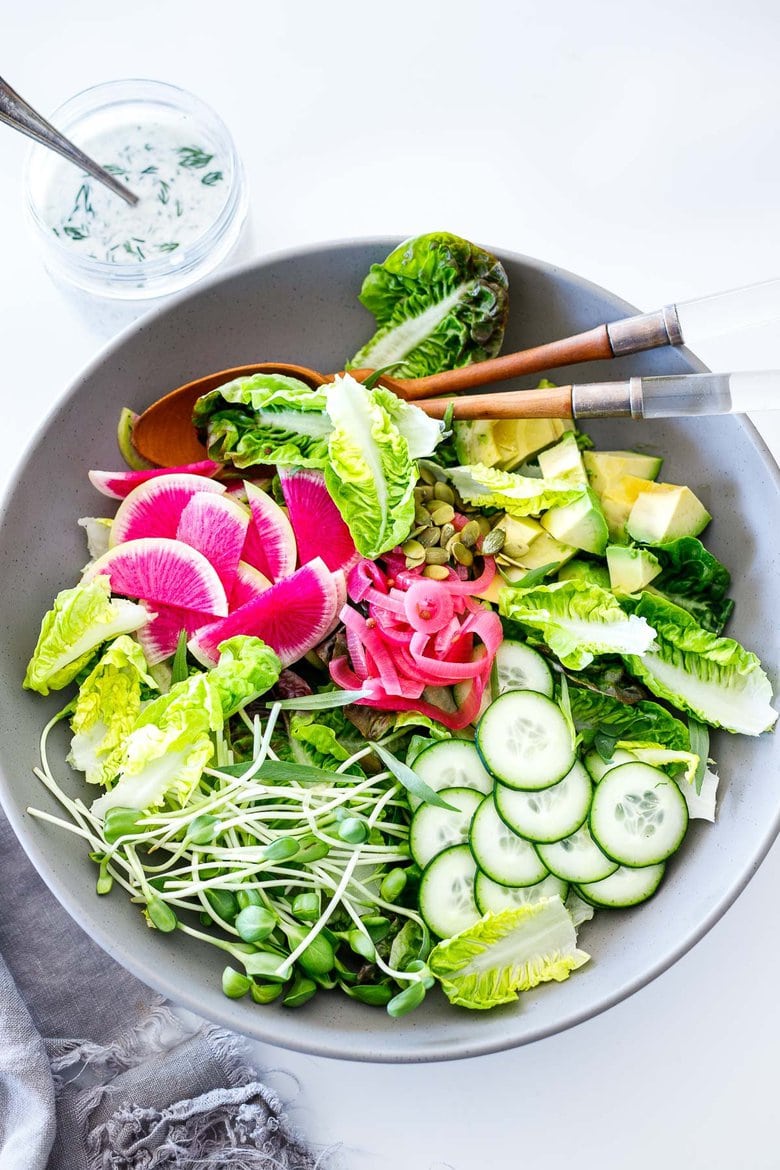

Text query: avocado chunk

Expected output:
[492,514,544,559]
[506,529,576,572]
[453,420,505,468]
[540,487,609,555]
[537,432,586,483]
[557,558,611,589]
[626,485,711,544]
[494,418,573,471]
[583,450,663,497]
[606,544,662,593]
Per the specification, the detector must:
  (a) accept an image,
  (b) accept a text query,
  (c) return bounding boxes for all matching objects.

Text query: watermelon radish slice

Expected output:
[241,481,297,582]
[89,460,222,500]
[110,473,226,547]
[189,557,338,667]
[323,569,347,637]
[175,492,250,596]
[279,468,359,574]
[82,537,229,616]
[136,600,218,665]
[230,560,272,609]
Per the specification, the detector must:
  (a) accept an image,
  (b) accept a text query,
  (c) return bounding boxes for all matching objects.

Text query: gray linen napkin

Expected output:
[0,813,332,1170]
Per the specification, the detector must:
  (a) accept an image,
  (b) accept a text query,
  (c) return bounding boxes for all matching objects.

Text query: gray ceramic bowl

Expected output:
[1,239,778,1063]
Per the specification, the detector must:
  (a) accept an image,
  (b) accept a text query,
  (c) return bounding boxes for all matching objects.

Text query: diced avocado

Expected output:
[537,432,586,483]
[508,529,576,571]
[540,487,609,555]
[583,449,663,497]
[626,485,711,544]
[453,420,505,468]
[557,558,611,589]
[494,418,572,471]
[492,514,544,559]
[606,544,662,593]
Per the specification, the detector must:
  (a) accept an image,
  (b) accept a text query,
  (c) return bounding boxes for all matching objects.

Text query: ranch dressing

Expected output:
[44,121,229,264]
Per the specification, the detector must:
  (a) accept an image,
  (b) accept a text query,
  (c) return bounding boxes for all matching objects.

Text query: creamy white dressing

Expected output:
[44,121,229,264]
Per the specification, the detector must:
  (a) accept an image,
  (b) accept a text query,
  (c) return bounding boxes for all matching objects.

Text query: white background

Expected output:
[3,2,780,1167]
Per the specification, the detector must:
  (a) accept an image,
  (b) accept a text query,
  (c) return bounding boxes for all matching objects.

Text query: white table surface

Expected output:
[3,2,780,1167]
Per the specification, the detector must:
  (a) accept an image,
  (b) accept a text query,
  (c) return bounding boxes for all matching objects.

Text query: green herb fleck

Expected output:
[103,163,129,178]
[201,171,223,186]
[141,165,158,175]
[175,199,184,217]
[63,225,89,241]
[157,242,180,253]
[177,146,214,169]
[157,180,170,205]
[73,184,94,217]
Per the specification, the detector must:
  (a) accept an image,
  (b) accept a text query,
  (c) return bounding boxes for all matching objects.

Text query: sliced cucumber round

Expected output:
[475,870,568,916]
[535,822,619,884]
[476,690,575,791]
[584,747,637,783]
[590,762,689,867]
[418,844,480,938]
[410,786,483,869]
[409,739,494,811]
[494,761,592,844]
[468,796,549,887]
[494,640,554,698]
[576,862,666,908]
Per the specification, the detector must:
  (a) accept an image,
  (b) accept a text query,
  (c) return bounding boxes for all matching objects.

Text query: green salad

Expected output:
[24,232,778,1017]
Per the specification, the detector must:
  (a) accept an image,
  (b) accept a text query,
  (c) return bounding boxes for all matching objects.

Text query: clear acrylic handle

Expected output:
[675,278,780,343]
[639,371,780,418]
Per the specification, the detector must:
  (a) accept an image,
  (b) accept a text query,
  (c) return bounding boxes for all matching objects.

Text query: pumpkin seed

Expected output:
[414,504,432,525]
[429,503,455,526]
[418,526,442,548]
[476,516,492,536]
[418,463,438,485]
[439,522,456,546]
[481,528,506,555]
[459,520,481,548]
[452,542,474,567]
[433,482,455,504]
[425,546,450,565]
[423,564,450,580]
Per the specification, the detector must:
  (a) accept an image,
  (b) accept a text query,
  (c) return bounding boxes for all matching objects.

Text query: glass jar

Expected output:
[24,79,250,332]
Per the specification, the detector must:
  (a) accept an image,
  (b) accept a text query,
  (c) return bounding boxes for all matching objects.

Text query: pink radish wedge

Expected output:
[241,481,297,582]
[82,537,229,615]
[189,557,338,667]
[176,492,250,596]
[230,561,272,609]
[110,473,226,547]
[88,460,222,500]
[136,600,219,665]
[279,468,359,574]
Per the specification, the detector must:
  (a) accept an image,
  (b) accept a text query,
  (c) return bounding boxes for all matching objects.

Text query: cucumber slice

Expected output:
[410,787,483,868]
[494,761,592,844]
[468,796,549,887]
[475,871,568,915]
[576,862,666,908]
[584,747,637,783]
[409,739,494,811]
[590,762,689,867]
[494,640,554,698]
[535,823,619,884]
[476,691,575,791]
[419,844,480,938]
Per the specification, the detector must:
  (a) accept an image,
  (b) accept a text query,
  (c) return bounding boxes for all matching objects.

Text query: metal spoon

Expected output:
[0,75,138,205]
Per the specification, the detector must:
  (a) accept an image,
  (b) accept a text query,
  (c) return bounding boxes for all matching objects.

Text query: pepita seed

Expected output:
[418,463,437,485]
[418,526,441,548]
[423,564,450,580]
[452,542,474,567]
[402,539,425,559]
[459,520,481,548]
[439,522,456,546]
[476,516,492,536]
[433,482,455,504]
[405,556,425,569]
[415,484,435,502]
[481,528,506,555]
[414,504,432,524]
[429,503,455,526]
[424,546,449,565]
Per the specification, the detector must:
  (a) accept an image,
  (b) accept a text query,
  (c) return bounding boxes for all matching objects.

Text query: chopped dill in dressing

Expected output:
[45,123,229,264]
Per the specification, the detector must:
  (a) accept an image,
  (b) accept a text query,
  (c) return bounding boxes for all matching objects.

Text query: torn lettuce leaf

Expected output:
[675,765,719,822]
[621,593,777,736]
[68,636,157,787]
[449,463,584,518]
[346,232,509,379]
[568,685,692,754]
[24,577,149,695]
[500,580,657,669]
[192,372,332,469]
[647,537,734,633]
[429,896,589,1010]
[208,635,281,718]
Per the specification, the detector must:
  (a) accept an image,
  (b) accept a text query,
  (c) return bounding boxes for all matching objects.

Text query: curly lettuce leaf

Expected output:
[621,593,777,735]
[371,385,445,459]
[324,374,433,557]
[568,684,692,753]
[648,537,734,633]
[449,463,584,518]
[91,673,221,819]
[24,577,149,695]
[500,580,657,669]
[347,232,509,379]
[429,897,589,1010]
[68,636,157,787]
[208,635,281,718]
[192,372,331,469]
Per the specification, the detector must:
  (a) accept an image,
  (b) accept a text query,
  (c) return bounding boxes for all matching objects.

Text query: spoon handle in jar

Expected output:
[0,76,139,206]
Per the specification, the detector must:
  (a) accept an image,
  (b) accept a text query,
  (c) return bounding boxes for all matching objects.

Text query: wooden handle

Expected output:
[357,324,613,402]
[415,384,574,420]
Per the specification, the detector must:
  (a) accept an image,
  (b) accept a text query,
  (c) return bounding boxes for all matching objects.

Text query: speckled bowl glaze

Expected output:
[0,239,778,1063]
